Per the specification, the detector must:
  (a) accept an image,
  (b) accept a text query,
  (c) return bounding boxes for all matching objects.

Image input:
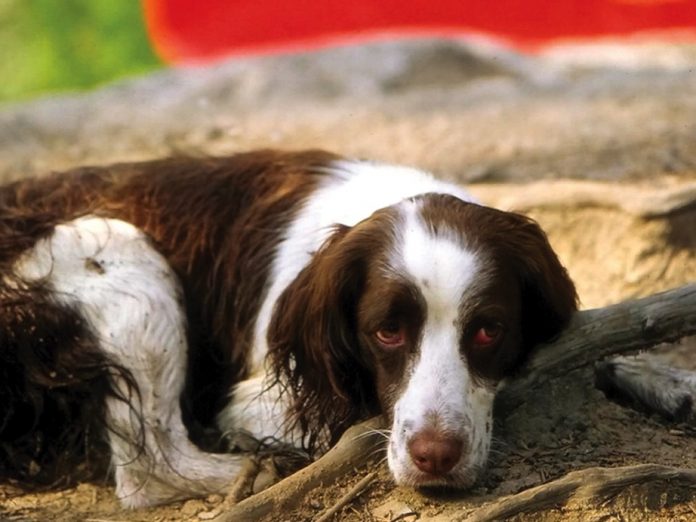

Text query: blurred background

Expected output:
[1,0,695,103]
[0,0,160,102]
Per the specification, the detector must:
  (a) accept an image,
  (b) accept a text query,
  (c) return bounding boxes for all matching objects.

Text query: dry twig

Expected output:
[314,471,378,522]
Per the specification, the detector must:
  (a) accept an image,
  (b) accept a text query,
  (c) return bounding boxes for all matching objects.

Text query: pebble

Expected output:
[181,499,207,517]
[198,507,222,520]
[206,493,224,504]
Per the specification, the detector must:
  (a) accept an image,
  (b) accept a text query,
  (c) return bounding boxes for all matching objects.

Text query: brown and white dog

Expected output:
[0,150,577,507]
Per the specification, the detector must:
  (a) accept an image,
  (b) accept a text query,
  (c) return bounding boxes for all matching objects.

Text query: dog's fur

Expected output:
[0,150,578,507]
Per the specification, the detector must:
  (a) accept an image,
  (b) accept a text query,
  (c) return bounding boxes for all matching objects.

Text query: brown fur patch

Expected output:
[267,207,403,450]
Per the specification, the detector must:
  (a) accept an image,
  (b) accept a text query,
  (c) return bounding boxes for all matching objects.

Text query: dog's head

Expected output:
[269,193,577,487]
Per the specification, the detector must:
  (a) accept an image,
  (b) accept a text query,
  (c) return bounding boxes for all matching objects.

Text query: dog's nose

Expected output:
[407,430,463,475]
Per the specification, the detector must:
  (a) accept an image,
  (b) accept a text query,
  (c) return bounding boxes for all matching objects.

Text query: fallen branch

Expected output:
[314,471,378,522]
[499,283,696,410]
[219,417,384,522]
[463,464,696,522]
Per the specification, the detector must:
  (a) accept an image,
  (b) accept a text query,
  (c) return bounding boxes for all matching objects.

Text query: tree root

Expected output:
[499,283,696,411]
[463,464,696,522]
[219,417,384,522]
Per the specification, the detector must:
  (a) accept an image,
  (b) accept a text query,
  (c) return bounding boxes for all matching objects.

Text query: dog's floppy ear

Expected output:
[267,221,383,450]
[499,212,578,352]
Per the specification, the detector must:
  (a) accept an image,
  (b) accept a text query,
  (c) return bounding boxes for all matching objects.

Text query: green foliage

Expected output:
[0,0,162,103]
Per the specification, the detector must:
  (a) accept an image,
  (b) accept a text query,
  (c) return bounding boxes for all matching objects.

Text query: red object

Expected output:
[144,0,696,64]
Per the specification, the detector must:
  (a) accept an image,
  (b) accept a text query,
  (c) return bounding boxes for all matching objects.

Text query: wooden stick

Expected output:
[498,283,696,410]
[219,417,385,522]
[314,471,378,522]
[465,464,696,522]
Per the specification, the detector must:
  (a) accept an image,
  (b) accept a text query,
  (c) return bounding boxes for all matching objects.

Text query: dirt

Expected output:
[1,38,695,521]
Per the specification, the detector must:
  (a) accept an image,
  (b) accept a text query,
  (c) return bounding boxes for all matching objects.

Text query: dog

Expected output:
[0,150,577,507]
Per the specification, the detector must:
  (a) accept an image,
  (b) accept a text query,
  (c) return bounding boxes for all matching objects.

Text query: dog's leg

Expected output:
[217,374,294,445]
[15,216,244,507]
[595,354,696,425]
[217,371,326,452]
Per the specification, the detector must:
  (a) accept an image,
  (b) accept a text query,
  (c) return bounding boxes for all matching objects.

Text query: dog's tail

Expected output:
[0,286,117,487]
[0,190,118,488]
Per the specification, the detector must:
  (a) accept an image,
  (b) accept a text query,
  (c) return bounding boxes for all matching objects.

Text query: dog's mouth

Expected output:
[397,467,479,490]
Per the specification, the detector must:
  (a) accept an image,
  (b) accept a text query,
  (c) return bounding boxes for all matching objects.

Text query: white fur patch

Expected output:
[387,204,494,487]
[219,374,301,444]
[14,217,244,507]
[218,159,473,435]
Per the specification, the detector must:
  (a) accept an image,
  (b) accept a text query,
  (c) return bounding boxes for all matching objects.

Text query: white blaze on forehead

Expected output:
[396,202,480,405]
[400,202,479,322]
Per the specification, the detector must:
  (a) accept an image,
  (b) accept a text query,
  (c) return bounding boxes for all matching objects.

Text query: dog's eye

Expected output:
[472,324,503,348]
[375,323,405,348]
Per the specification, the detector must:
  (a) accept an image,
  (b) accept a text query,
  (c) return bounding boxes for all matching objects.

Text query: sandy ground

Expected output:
[0,38,695,521]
